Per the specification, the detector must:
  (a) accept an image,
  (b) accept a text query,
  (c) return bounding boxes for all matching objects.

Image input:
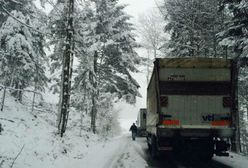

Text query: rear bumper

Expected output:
[157,127,234,138]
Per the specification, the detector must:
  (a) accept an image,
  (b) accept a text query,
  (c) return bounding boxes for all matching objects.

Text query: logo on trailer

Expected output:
[201,114,230,122]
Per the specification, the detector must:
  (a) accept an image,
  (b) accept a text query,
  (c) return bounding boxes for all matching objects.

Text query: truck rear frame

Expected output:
[146,58,238,159]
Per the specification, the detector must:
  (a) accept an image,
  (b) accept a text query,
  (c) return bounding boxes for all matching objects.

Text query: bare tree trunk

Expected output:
[1,86,6,111]
[31,92,36,113]
[153,48,157,59]
[56,84,63,130]
[231,60,241,153]
[18,85,22,102]
[79,108,85,136]
[31,82,37,113]
[91,96,97,134]
[58,0,74,137]
[225,46,228,59]
[90,51,98,134]
[247,106,248,121]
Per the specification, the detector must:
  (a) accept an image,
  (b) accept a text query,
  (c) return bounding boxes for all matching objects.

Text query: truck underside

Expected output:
[147,127,232,160]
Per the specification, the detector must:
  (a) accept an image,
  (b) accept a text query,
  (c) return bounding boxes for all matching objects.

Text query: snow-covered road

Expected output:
[80,134,147,168]
[1,92,248,168]
[80,134,248,168]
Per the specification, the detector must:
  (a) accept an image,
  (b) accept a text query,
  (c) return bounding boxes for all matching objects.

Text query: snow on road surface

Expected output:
[80,134,147,168]
[80,134,248,168]
[81,134,248,168]
[1,92,248,168]
[214,153,248,168]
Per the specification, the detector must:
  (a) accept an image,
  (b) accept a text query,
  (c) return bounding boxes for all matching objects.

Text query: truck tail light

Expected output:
[223,97,232,107]
[162,120,180,125]
[160,96,168,107]
[211,120,230,126]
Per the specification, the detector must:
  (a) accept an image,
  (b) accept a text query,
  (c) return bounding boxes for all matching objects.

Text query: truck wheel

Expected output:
[151,137,159,159]
[202,140,214,161]
[201,150,213,161]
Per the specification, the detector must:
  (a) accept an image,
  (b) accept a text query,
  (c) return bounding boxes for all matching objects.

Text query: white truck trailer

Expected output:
[146,58,238,160]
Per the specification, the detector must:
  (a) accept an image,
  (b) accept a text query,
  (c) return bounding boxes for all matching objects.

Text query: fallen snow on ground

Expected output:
[80,135,147,168]
[0,91,99,168]
[1,90,248,168]
[214,152,248,168]
[0,91,147,168]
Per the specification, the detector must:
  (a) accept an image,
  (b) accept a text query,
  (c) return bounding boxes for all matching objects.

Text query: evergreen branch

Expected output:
[0,84,43,96]
[0,6,44,35]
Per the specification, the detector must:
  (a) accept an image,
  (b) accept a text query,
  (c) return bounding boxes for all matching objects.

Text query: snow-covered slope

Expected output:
[0,90,147,168]
[0,91,99,168]
[1,90,248,168]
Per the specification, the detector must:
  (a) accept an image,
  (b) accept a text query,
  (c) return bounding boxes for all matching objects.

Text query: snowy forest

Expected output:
[160,0,248,155]
[0,0,141,135]
[0,0,248,167]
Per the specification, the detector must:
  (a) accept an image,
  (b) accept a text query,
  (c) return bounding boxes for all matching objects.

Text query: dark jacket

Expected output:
[129,124,137,133]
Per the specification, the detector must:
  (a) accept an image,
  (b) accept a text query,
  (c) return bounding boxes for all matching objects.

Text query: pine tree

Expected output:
[0,0,28,25]
[48,0,82,94]
[219,0,248,154]
[239,67,248,154]
[163,0,227,57]
[73,0,140,133]
[219,0,248,58]
[47,0,68,94]
[47,0,86,133]
[0,0,48,101]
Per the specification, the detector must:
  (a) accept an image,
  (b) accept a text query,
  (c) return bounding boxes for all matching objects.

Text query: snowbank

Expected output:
[0,91,100,168]
[214,152,248,168]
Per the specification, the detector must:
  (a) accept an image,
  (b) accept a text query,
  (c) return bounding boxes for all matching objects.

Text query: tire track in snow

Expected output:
[103,135,130,168]
[105,135,149,168]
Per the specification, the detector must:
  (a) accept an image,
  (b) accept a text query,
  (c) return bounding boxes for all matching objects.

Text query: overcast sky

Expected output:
[119,0,157,19]
[117,0,159,131]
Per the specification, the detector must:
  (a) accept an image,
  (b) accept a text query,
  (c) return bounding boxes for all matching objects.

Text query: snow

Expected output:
[0,90,99,168]
[1,1,248,167]
[0,90,148,168]
[214,153,248,168]
[80,135,147,168]
[1,90,248,168]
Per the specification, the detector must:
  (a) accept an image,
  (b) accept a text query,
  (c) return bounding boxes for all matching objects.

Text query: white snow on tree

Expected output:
[219,0,248,154]
[163,0,229,58]
[72,0,141,133]
[0,1,48,101]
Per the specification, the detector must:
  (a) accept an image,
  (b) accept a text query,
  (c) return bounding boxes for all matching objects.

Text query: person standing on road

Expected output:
[129,123,137,141]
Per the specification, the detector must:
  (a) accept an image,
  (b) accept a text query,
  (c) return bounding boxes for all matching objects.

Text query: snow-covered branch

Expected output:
[0,6,44,34]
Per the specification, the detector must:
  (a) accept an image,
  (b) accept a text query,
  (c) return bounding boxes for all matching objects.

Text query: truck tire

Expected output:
[151,136,159,159]
[201,149,213,161]
[201,140,214,161]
